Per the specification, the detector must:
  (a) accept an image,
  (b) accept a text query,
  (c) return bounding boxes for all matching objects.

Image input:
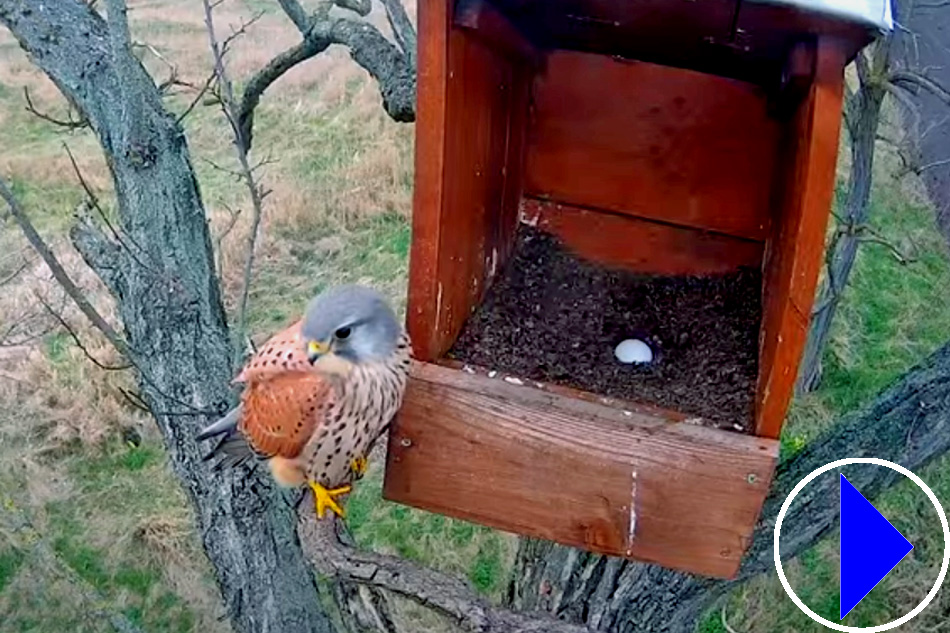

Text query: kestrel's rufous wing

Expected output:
[239,370,333,459]
[235,320,335,459]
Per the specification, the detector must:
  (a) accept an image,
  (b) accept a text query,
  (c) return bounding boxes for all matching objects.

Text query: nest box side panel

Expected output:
[524,51,780,242]
[383,363,779,579]
[407,0,531,361]
[520,198,765,275]
[756,41,845,439]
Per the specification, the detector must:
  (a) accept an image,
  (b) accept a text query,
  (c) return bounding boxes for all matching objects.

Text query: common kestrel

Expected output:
[197,285,411,518]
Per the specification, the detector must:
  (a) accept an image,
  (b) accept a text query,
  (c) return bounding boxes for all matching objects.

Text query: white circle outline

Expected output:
[774,457,949,632]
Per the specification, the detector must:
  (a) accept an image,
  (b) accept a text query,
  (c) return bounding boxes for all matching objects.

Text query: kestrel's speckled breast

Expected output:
[302,334,411,487]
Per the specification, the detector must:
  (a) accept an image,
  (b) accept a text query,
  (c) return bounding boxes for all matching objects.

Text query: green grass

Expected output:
[0,549,25,594]
[0,435,208,633]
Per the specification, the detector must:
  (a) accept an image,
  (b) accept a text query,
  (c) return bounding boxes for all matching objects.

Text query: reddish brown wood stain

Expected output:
[525,51,781,241]
[756,42,846,438]
[383,363,778,579]
[407,0,530,361]
[395,0,852,578]
[521,198,764,275]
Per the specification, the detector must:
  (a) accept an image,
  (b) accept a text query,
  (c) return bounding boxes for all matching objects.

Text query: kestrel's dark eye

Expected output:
[334,326,351,340]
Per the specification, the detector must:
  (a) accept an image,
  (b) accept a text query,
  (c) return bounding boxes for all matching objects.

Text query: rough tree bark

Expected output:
[509,339,950,632]
[796,36,892,394]
[0,2,334,631]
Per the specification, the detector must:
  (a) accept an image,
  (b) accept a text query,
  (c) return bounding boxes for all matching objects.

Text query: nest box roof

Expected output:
[483,0,893,86]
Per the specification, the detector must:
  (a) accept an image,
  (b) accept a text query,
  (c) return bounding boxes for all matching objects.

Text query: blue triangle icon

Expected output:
[840,474,914,620]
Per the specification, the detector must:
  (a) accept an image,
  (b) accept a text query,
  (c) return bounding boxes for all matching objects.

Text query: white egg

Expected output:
[614,338,653,364]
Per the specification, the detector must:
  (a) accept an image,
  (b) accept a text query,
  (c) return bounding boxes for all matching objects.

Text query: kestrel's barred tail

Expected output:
[197,405,256,471]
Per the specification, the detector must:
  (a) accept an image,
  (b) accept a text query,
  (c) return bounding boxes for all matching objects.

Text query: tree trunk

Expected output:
[509,339,950,632]
[0,2,333,631]
[796,47,889,394]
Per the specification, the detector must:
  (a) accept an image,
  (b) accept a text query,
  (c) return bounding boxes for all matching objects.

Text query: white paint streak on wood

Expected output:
[626,471,638,555]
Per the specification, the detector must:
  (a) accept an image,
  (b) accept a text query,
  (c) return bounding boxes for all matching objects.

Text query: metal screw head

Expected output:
[400,438,412,448]
[747,473,758,485]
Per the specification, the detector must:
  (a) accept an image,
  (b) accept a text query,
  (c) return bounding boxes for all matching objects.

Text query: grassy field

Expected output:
[1,1,949,631]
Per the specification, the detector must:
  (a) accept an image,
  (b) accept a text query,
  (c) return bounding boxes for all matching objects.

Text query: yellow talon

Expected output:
[350,456,368,478]
[308,480,351,519]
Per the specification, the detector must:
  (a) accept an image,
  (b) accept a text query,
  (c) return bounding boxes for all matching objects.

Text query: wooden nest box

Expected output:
[382,0,892,578]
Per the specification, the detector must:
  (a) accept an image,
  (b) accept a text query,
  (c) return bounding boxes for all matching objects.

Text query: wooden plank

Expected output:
[406,0,450,362]
[525,51,781,241]
[454,0,543,68]
[755,40,845,439]
[383,362,779,579]
[407,6,530,361]
[520,198,765,275]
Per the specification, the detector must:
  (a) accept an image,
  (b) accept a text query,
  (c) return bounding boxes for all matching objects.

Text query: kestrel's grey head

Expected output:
[301,285,401,364]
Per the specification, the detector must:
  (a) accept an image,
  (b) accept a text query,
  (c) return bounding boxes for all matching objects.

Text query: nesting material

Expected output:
[448,227,761,431]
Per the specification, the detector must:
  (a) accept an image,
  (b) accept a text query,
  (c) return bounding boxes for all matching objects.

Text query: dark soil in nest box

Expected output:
[448,227,761,432]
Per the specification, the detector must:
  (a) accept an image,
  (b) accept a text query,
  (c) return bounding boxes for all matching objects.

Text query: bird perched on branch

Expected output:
[197,284,411,518]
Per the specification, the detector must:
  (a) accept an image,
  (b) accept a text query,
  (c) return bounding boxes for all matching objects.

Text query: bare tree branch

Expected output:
[299,511,592,633]
[917,156,950,172]
[336,0,372,16]
[62,144,154,273]
[201,0,268,369]
[235,0,415,150]
[176,70,217,123]
[858,234,919,264]
[35,291,132,371]
[237,37,330,150]
[0,175,131,359]
[214,203,242,280]
[0,258,29,287]
[379,0,416,65]
[220,11,265,56]
[132,40,180,93]
[276,0,312,32]
[890,70,950,106]
[23,87,88,129]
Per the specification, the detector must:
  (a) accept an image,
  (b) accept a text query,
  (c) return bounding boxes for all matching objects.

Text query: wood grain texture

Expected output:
[525,51,781,241]
[756,40,845,438]
[383,362,779,579]
[406,0,450,362]
[407,1,530,361]
[520,198,764,275]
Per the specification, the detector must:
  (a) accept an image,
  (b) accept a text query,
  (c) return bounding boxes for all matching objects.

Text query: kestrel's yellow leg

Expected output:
[350,456,368,479]
[308,480,351,519]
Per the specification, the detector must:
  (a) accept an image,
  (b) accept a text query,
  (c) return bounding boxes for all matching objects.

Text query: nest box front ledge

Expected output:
[382,360,779,579]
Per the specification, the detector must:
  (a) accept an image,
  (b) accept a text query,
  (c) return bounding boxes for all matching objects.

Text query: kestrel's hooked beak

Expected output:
[307,339,330,364]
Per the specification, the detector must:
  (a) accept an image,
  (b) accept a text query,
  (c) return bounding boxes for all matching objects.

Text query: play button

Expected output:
[774,457,950,631]
[839,474,914,619]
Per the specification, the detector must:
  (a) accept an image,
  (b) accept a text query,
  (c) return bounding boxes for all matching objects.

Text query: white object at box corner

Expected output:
[615,339,654,364]
[747,0,893,32]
